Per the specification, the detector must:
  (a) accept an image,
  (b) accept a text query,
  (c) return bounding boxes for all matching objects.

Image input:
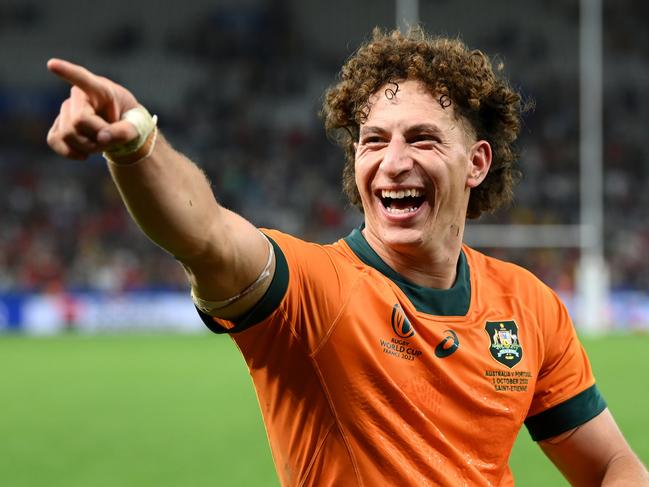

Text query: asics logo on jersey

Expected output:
[391,304,415,338]
[434,329,460,358]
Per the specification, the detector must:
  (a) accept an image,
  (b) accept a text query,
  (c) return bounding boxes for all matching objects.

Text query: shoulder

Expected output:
[463,244,564,314]
[263,228,367,270]
[463,245,546,288]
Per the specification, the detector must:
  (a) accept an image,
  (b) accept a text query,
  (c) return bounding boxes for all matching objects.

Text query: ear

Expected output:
[466,140,492,188]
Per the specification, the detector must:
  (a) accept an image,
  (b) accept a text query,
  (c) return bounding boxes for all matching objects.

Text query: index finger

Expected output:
[47,58,107,99]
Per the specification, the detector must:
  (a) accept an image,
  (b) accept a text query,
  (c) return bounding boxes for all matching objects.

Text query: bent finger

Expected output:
[55,99,99,154]
[47,115,61,141]
[69,85,94,118]
[97,119,140,146]
[68,87,111,140]
[48,131,88,160]
[57,98,75,138]
[63,132,99,154]
[74,114,111,141]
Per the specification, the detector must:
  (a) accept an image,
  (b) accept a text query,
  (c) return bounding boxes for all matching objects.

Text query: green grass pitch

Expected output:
[1,332,647,486]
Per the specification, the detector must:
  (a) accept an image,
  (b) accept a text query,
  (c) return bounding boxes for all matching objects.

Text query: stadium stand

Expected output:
[1,0,648,308]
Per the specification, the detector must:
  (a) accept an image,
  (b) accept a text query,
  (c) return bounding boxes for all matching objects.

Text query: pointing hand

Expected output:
[46,59,141,160]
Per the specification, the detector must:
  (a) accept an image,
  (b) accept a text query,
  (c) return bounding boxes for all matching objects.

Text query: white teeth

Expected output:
[381,188,424,199]
[386,206,419,214]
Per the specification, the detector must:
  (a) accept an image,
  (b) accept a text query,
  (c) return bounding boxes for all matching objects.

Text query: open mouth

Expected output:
[379,188,426,214]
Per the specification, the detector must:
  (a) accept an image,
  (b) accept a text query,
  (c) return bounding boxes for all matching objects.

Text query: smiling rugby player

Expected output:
[47,27,648,486]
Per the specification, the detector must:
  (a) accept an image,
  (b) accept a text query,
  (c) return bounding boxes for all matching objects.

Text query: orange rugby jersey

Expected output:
[197,228,606,487]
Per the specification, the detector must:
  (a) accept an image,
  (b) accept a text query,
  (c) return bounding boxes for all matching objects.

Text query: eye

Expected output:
[361,136,387,146]
[410,134,439,144]
[409,134,440,148]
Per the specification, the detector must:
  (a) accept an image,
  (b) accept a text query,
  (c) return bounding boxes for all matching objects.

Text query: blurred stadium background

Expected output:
[1,0,647,485]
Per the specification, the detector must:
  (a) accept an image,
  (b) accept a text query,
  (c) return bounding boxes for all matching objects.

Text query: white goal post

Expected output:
[396,0,610,333]
[464,224,610,333]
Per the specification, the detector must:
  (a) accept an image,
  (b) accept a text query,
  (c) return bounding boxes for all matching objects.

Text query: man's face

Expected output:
[354,79,490,254]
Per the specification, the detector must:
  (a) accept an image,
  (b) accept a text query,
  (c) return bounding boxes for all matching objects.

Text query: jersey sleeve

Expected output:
[524,284,607,441]
[196,229,362,352]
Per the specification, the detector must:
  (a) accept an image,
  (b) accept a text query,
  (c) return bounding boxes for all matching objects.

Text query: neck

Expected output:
[362,223,465,289]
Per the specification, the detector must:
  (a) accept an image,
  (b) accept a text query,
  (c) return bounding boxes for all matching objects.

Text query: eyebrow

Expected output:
[403,123,444,137]
[359,125,388,137]
[359,123,445,138]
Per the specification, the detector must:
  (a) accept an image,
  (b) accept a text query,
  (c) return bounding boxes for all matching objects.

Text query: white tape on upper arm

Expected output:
[191,232,274,314]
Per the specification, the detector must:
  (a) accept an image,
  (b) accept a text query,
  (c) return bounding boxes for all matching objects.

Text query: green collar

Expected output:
[343,228,471,316]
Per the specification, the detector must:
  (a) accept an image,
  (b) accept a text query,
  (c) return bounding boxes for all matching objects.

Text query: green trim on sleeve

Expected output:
[524,384,607,441]
[196,235,289,334]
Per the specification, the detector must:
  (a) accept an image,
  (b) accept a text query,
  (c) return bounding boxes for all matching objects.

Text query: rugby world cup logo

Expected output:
[391,303,415,338]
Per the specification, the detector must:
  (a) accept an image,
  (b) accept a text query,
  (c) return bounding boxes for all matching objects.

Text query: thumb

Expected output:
[97,119,140,146]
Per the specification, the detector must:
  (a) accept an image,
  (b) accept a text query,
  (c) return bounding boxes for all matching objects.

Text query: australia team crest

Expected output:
[485,321,523,368]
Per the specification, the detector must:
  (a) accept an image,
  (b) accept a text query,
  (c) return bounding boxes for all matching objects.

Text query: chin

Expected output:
[378,225,426,250]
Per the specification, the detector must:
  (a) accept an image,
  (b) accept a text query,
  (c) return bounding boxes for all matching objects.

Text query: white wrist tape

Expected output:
[191,233,275,315]
[105,106,158,157]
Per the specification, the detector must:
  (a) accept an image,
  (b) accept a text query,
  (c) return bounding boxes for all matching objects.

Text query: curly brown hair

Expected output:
[322,27,527,219]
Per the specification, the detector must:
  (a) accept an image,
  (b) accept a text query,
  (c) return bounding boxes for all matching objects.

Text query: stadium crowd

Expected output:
[1,0,648,294]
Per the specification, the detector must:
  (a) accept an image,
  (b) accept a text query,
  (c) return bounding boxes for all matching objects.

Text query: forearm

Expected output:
[541,410,649,487]
[601,453,649,486]
[107,132,224,262]
[46,59,273,306]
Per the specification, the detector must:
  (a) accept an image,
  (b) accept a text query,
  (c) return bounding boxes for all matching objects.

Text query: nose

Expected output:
[381,136,413,178]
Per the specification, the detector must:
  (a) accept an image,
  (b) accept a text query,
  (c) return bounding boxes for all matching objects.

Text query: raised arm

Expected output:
[46,59,273,318]
[539,408,649,486]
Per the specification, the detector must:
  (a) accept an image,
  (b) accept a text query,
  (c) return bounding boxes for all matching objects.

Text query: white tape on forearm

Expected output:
[105,106,158,157]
